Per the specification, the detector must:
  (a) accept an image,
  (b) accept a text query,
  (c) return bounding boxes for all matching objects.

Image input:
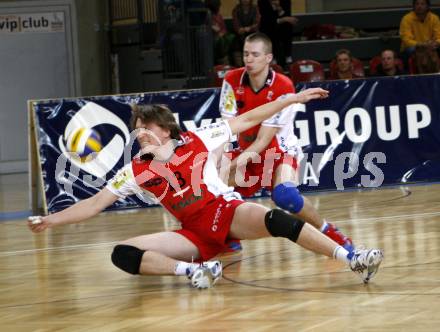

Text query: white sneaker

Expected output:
[349,248,384,283]
[189,261,222,289]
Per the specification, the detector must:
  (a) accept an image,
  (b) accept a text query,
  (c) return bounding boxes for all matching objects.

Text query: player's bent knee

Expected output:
[111,244,145,275]
[272,182,304,213]
[264,209,305,242]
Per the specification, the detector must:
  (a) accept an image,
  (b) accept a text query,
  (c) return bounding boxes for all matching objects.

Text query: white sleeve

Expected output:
[106,164,143,199]
[262,94,299,128]
[193,120,233,151]
[219,79,238,118]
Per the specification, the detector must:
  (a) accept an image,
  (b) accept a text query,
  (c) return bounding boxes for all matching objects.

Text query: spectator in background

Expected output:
[400,0,440,64]
[330,49,364,80]
[258,0,298,67]
[414,43,440,73]
[206,0,235,65]
[232,0,261,66]
[374,49,404,77]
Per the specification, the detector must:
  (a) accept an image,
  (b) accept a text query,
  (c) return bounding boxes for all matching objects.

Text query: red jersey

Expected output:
[219,67,298,152]
[106,121,241,226]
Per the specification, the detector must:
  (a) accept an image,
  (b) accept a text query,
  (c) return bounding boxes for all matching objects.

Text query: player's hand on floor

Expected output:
[28,216,50,233]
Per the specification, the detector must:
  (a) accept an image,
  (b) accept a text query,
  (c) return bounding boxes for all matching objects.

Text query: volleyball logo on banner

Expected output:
[58,102,131,178]
[65,127,102,162]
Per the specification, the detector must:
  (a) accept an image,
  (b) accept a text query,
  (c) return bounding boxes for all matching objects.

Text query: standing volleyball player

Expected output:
[220,32,354,252]
[29,90,383,289]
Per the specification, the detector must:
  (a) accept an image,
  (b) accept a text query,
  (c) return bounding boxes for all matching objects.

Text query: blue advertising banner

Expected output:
[33,90,223,213]
[297,75,440,190]
[31,75,440,213]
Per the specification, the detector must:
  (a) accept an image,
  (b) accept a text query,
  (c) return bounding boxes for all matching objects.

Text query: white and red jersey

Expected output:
[106,120,241,226]
[219,67,301,156]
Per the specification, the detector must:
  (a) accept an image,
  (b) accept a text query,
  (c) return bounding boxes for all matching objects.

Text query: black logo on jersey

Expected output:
[141,171,186,191]
[171,190,205,211]
[237,100,245,108]
[142,177,163,187]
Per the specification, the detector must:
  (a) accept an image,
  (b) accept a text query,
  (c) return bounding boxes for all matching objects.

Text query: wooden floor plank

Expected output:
[1,174,439,331]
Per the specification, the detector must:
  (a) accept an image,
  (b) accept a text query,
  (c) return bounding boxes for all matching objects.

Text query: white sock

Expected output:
[333,246,350,264]
[174,261,199,276]
[320,220,329,232]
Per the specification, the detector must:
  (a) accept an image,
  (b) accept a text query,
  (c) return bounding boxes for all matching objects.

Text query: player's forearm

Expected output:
[228,88,327,135]
[240,137,272,159]
[236,96,295,133]
[45,197,102,227]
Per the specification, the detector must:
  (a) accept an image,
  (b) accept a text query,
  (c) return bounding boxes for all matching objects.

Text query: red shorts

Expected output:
[175,196,244,261]
[229,148,298,197]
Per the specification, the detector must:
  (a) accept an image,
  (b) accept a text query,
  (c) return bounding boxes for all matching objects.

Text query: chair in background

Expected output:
[212,64,235,87]
[369,55,404,76]
[270,63,285,74]
[288,59,325,83]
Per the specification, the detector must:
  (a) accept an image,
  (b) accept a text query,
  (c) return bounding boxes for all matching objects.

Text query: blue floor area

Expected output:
[0,210,32,222]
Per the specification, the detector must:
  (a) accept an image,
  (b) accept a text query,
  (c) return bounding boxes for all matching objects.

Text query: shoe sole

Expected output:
[191,261,223,289]
[211,261,223,286]
[363,249,384,283]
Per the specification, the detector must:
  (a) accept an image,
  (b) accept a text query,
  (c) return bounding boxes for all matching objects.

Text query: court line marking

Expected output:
[0,241,118,257]
[1,210,440,256]
[222,250,440,296]
[332,210,440,224]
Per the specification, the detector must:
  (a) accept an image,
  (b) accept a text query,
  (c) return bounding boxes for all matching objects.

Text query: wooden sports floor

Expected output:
[1,173,439,331]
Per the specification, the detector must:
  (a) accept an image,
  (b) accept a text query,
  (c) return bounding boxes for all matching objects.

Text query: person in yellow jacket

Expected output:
[400,0,440,54]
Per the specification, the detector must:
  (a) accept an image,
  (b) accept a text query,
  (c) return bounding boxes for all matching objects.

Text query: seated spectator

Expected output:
[330,49,364,80]
[375,50,404,76]
[258,0,298,67]
[206,0,235,65]
[399,0,440,65]
[414,44,440,73]
[232,0,261,67]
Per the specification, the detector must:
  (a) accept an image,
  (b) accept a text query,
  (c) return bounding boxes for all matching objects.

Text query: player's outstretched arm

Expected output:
[227,87,328,135]
[28,188,119,233]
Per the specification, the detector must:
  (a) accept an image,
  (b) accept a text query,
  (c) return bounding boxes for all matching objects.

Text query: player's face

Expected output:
[381,51,395,70]
[243,40,272,76]
[336,53,352,73]
[135,119,170,150]
[414,0,429,15]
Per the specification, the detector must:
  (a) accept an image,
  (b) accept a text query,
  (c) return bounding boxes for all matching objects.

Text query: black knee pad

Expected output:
[264,209,305,242]
[111,244,145,275]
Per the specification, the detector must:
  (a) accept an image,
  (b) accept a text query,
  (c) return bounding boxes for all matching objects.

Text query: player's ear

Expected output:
[266,53,273,64]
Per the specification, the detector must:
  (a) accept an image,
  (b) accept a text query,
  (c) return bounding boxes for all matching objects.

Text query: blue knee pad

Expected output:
[272,182,304,214]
